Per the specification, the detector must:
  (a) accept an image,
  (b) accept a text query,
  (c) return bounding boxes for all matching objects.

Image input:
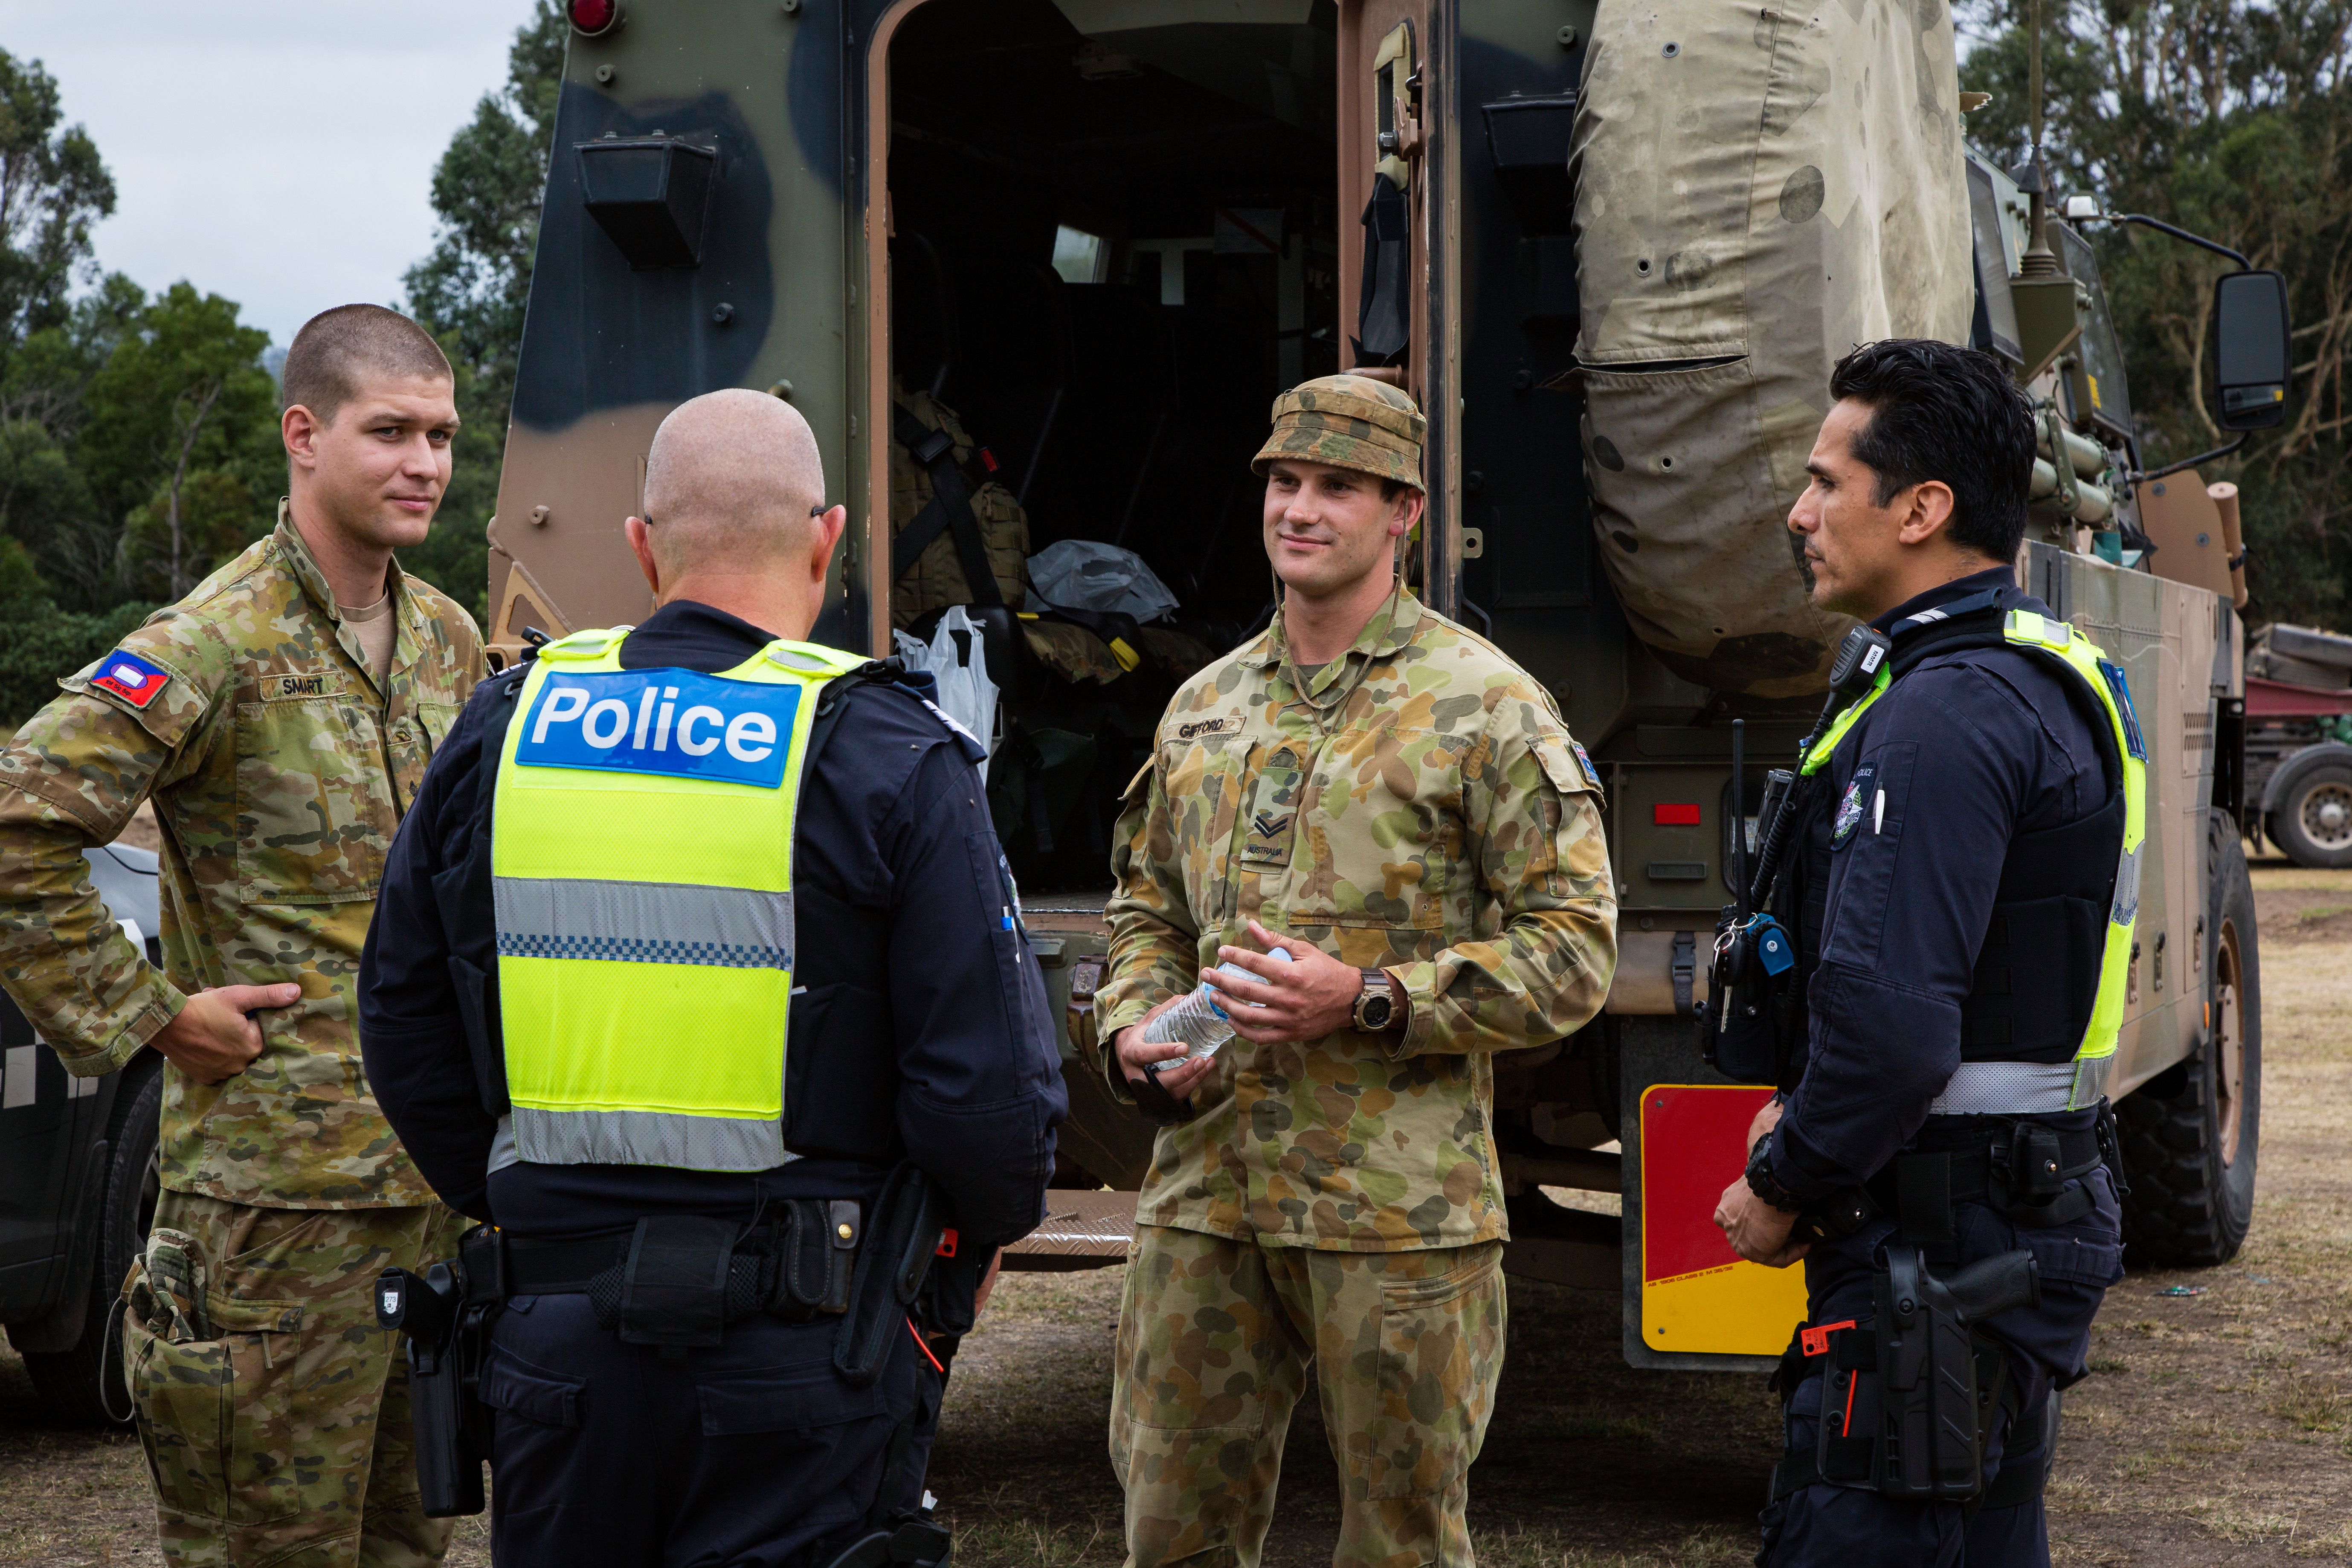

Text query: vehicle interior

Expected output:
[886,0,1345,893]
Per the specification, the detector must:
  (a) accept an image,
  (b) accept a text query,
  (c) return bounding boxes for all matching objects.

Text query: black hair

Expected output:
[1827,339,2037,562]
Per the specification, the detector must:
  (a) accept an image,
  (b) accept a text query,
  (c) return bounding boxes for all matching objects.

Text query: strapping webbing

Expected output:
[494,876,793,970]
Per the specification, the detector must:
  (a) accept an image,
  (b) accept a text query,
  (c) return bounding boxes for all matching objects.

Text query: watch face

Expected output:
[1360,993,1394,1029]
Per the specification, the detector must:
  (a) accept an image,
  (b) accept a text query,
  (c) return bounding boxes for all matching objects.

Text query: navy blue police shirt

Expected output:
[1764,567,2114,1203]
[359,599,1066,1249]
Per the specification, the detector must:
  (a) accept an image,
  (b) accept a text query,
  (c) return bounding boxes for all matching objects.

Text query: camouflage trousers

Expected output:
[1109,1224,1506,1568]
[120,1191,469,1567]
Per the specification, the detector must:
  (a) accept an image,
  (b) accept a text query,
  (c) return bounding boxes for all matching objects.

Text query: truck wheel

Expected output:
[2268,756,2352,868]
[2118,810,2260,1267]
[20,1062,162,1428]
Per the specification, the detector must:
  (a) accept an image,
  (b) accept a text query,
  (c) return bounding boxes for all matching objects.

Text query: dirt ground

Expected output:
[4,861,2345,1566]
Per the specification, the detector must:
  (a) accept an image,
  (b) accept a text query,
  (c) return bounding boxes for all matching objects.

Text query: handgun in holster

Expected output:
[1780,1247,2041,1504]
[376,1224,507,1518]
[835,1163,951,1388]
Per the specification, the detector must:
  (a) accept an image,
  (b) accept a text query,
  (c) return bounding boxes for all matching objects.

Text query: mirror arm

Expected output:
[2130,432,2247,485]
[2091,212,2251,271]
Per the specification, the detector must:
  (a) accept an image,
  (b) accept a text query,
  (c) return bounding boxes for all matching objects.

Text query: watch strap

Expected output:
[1744,1138,1807,1214]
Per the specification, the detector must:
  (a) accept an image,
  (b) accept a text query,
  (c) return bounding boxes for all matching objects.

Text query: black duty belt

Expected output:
[502,1200,866,1346]
[1802,1116,2108,1246]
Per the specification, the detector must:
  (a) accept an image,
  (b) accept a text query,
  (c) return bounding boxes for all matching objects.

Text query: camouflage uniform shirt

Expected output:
[0,517,483,1208]
[1099,588,1616,1251]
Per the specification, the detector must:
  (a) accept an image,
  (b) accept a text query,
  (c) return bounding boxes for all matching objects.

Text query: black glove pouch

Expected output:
[612,1216,739,1354]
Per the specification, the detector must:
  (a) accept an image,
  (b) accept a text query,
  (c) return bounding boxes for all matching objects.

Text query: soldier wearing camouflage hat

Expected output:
[0,305,482,1565]
[1098,374,1619,1567]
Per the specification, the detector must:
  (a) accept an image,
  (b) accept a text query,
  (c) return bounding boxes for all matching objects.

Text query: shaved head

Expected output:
[640,389,826,578]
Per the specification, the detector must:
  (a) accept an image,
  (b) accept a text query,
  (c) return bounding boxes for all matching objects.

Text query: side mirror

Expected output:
[2210,270,2291,430]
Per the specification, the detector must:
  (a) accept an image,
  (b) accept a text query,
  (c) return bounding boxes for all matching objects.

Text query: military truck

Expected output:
[482,0,2289,1371]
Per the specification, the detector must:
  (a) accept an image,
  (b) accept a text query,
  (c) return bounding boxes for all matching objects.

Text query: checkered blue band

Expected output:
[493,876,793,972]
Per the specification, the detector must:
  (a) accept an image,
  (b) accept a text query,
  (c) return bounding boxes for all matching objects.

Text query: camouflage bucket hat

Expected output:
[1251,374,1426,491]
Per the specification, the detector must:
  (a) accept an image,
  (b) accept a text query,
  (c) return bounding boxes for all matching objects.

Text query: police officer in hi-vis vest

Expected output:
[1710,341,2136,1567]
[359,390,1065,1567]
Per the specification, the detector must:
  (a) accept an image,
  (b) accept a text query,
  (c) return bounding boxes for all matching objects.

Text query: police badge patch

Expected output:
[1830,764,1876,849]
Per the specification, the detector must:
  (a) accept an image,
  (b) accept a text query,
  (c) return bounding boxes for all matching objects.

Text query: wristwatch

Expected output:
[1352,968,1401,1032]
[1743,1137,1806,1214]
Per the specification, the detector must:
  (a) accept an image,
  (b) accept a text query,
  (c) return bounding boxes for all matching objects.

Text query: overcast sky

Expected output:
[0,1,545,348]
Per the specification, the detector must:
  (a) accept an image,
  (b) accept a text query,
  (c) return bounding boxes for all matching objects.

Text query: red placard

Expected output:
[1641,1084,1774,1283]
[1652,802,1702,826]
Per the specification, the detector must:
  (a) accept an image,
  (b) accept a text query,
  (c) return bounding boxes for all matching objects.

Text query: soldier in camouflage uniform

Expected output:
[1098,374,1619,1568]
[0,305,482,1566]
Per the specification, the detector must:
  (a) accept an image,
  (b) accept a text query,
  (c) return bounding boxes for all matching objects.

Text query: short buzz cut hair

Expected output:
[1828,339,2038,563]
[281,304,453,423]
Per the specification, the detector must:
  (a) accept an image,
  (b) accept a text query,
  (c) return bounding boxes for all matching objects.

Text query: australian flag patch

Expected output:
[90,650,171,710]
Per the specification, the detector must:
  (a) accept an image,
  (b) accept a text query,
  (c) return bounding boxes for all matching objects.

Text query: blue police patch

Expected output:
[1830,764,1876,849]
[514,668,800,788]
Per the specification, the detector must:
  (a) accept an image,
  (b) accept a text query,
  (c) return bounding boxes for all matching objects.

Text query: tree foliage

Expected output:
[0,50,286,730]
[0,52,115,367]
[1960,0,2352,628]
[402,0,568,623]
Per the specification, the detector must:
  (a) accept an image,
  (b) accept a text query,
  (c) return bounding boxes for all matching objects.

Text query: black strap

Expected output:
[1897,1152,1956,1247]
[890,404,1003,607]
[1670,931,1696,1017]
[1353,173,1409,365]
[502,1231,638,1295]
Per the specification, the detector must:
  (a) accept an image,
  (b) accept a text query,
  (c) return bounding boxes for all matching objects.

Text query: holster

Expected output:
[1772,1246,2041,1506]
[835,1164,949,1388]
[376,1223,508,1518]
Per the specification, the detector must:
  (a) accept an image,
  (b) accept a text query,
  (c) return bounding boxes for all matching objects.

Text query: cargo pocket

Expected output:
[215,1296,309,1526]
[696,1355,886,1438]
[481,1351,587,1430]
[1346,1248,1505,1500]
[122,1257,233,1523]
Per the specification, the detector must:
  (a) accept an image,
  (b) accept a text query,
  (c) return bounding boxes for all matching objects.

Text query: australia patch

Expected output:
[90,649,171,710]
[1830,764,1876,849]
[1570,740,1600,787]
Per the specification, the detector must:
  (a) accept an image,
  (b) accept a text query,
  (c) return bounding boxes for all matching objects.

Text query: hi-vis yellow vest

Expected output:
[1799,609,2148,1112]
[491,626,867,1170]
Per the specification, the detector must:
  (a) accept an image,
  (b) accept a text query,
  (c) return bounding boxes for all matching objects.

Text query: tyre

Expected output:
[2268,756,2352,869]
[20,1061,162,1427]
[2119,809,2260,1266]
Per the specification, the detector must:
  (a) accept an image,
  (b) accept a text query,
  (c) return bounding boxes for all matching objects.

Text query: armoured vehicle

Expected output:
[0,3,2287,1432]
[497,0,2282,1368]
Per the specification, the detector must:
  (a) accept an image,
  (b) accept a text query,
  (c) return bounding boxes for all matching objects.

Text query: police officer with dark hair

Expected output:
[359,389,1064,1567]
[1711,340,2134,1566]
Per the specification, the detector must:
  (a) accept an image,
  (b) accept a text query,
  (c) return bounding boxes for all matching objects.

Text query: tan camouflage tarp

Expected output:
[1568,0,1975,696]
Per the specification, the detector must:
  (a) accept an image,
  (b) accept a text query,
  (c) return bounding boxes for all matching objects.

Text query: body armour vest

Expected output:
[490,626,869,1170]
[1789,607,2147,1114]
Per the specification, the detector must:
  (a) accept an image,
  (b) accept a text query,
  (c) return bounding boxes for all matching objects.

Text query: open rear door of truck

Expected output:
[1337,0,1459,618]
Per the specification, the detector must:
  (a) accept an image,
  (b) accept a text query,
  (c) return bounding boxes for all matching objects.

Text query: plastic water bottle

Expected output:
[1144,948,1293,1065]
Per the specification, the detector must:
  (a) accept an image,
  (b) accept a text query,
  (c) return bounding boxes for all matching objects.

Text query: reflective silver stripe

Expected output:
[2069,1053,2114,1112]
[510,1106,795,1171]
[2111,840,2142,926]
[1928,1060,2080,1116]
[493,877,793,969]
[488,1115,520,1174]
